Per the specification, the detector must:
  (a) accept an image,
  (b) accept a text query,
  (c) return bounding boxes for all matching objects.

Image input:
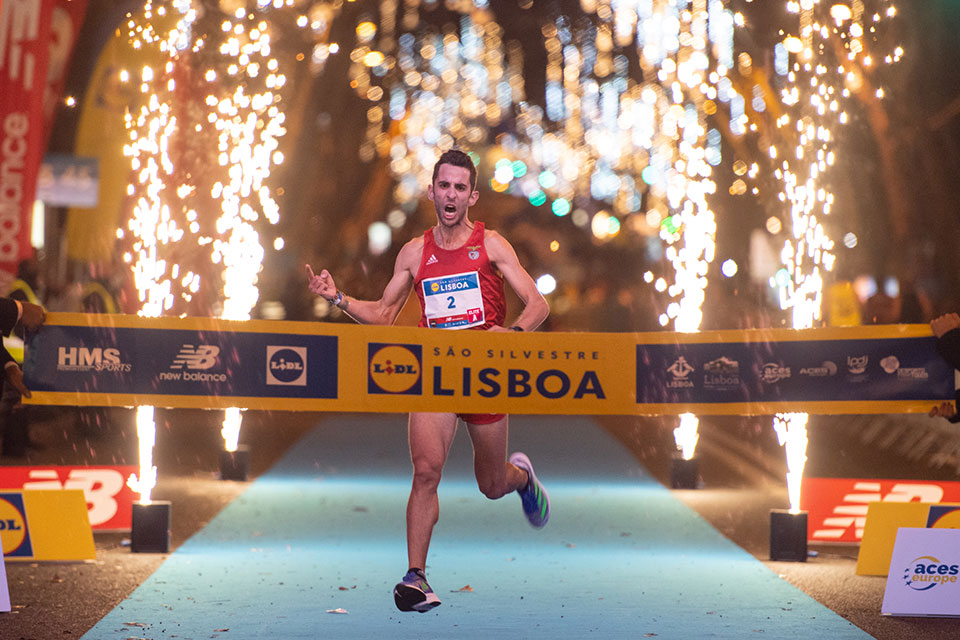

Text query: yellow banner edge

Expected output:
[26,392,941,416]
[44,313,933,342]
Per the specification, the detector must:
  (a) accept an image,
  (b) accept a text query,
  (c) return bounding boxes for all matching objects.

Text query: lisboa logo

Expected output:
[368,343,422,394]
[903,556,959,591]
[266,346,307,386]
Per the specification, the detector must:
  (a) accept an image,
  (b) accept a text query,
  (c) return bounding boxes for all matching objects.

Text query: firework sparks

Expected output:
[121,1,197,502]
[120,0,303,495]
[773,412,808,514]
[345,2,741,459]
[674,412,700,461]
[766,0,899,512]
[222,406,243,453]
[127,405,159,504]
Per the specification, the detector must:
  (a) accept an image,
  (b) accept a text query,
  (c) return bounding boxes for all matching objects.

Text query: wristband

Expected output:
[331,290,345,308]
[509,325,523,332]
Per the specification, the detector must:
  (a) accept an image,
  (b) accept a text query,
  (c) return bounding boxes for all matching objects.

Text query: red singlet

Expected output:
[414,222,506,330]
[413,222,506,425]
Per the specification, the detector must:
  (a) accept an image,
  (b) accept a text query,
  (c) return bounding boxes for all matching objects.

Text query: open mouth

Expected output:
[444,204,457,213]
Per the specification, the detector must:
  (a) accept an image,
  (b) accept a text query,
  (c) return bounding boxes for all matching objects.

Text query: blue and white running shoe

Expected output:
[393,569,441,612]
[509,451,550,528]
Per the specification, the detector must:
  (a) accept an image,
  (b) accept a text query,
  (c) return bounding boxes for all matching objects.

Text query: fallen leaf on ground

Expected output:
[452,585,473,592]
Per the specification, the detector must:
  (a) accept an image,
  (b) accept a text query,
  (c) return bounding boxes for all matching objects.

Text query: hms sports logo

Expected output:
[368,343,423,395]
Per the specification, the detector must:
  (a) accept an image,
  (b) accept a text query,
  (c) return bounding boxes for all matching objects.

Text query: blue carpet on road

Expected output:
[82,415,871,639]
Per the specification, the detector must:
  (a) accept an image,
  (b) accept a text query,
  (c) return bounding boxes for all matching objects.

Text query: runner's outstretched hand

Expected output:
[306,264,337,301]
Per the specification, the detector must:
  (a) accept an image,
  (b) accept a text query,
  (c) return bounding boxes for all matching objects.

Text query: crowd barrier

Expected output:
[22,313,953,416]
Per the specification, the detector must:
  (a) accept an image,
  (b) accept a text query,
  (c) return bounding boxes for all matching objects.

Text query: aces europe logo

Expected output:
[902,556,959,591]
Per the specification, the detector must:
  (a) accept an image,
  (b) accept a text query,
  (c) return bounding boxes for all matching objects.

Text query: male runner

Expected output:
[306,149,551,613]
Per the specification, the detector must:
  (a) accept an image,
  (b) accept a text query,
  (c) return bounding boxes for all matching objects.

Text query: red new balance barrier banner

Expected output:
[801,477,960,544]
[0,0,87,286]
[0,0,53,283]
[0,465,137,530]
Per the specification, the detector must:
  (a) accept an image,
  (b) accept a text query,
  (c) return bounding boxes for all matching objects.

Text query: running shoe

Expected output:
[393,569,441,612]
[509,451,550,528]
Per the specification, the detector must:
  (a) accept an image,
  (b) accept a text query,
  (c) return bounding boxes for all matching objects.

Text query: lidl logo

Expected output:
[903,556,959,591]
[368,343,422,395]
[926,505,960,529]
[0,493,32,557]
[266,346,308,386]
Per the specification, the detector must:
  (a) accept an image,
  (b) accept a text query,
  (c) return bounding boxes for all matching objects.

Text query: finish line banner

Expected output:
[22,313,955,416]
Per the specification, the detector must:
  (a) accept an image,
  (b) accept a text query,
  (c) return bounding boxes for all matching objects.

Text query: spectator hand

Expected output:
[19,301,45,332]
[930,313,960,338]
[4,364,30,399]
[928,401,957,420]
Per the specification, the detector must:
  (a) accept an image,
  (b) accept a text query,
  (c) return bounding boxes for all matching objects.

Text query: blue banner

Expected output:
[637,336,953,406]
[26,323,337,401]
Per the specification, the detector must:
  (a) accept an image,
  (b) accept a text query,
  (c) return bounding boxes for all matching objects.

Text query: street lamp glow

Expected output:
[536,274,557,295]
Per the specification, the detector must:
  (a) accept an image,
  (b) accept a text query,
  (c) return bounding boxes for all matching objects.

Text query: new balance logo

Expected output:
[425,254,439,265]
[810,482,945,541]
[171,345,220,370]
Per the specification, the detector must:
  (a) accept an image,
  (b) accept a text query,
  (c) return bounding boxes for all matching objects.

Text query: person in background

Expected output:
[0,296,46,456]
[929,312,960,423]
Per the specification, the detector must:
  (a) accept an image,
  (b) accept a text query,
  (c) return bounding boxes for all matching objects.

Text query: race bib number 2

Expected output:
[422,271,485,329]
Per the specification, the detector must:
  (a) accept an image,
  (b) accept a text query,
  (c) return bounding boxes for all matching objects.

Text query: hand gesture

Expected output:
[929,401,957,420]
[19,301,45,331]
[931,313,960,338]
[305,264,337,301]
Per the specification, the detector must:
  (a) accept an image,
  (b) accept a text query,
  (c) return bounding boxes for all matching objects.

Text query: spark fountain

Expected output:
[765,0,899,560]
[120,0,308,531]
[120,2,197,531]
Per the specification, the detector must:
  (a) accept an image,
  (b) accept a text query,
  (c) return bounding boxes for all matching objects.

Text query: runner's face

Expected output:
[428,164,478,227]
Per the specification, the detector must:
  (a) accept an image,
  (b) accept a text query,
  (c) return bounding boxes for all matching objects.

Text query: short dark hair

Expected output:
[432,149,477,191]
